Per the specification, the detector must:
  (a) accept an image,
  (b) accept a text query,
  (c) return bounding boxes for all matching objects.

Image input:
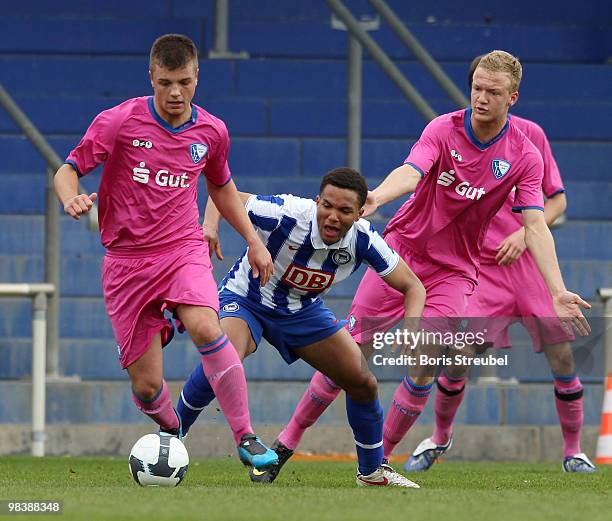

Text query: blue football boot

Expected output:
[403,436,453,472]
[238,434,279,470]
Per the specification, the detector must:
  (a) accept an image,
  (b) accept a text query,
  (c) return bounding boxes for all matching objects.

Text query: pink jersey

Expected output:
[479,115,565,264]
[384,109,544,282]
[66,96,231,255]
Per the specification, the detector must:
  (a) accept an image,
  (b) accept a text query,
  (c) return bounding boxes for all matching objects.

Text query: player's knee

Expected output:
[345,371,378,402]
[189,322,224,347]
[132,380,162,402]
[411,375,434,387]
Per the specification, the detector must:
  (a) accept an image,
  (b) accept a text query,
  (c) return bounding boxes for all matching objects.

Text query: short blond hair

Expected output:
[476,50,522,92]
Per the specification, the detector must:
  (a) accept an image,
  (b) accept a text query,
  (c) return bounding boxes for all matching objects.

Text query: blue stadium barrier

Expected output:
[10,0,596,27]
[504,385,603,425]
[227,0,611,26]
[232,21,611,62]
[228,138,300,177]
[0,57,232,99]
[0,18,203,54]
[0,298,113,339]
[235,60,612,103]
[2,0,171,17]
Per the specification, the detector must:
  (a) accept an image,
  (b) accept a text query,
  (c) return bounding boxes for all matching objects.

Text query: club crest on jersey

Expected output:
[491,159,511,180]
[190,143,208,164]
[332,249,352,265]
[222,302,240,313]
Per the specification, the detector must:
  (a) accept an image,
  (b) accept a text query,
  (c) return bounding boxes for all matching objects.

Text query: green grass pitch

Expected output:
[1,456,610,521]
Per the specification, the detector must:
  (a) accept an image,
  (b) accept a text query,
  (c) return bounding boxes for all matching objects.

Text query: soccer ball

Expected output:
[128,433,189,487]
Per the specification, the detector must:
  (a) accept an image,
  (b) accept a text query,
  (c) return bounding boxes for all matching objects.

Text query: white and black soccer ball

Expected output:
[129,433,189,487]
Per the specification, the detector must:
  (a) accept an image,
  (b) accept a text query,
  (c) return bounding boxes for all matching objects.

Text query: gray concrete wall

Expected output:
[0,423,599,463]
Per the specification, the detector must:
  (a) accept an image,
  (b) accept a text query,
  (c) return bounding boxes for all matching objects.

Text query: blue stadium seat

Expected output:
[232,20,611,62]
[1,0,609,389]
[0,18,203,54]
[227,0,611,26]
[0,57,232,99]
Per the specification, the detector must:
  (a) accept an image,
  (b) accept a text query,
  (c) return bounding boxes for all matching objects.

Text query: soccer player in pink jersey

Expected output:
[403,56,596,474]
[53,34,278,469]
[261,50,592,482]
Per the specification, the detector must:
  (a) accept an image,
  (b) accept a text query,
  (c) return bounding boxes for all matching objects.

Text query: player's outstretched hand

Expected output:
[496,228,527,265]
[247,240,274,287]
[361,191,379,218]
[553,290,591,336]
[64,192,97,220]
[203,225,223,261]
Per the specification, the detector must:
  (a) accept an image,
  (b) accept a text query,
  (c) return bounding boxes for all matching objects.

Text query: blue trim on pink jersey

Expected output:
[512,205,545,213]
[546,188,565,198]
[147,97,197,133]
[403,161,425,178]
[64,160,83,178]
[464,109,509,150]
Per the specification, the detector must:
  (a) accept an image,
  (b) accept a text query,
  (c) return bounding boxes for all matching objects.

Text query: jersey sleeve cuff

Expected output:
[207,176,232,187]
[403,161,426,178]
[64,159,83,178]
[377,250,401,278]
[546,188,565,198]
[512,205,545,213]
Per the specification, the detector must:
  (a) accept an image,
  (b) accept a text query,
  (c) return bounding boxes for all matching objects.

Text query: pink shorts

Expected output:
[102,242,219,369]
[348,231,475,344]
[466,251,574,351]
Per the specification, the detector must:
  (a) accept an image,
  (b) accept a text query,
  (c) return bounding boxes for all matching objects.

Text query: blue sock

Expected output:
[177,362,216,434]
[345,395,384,475]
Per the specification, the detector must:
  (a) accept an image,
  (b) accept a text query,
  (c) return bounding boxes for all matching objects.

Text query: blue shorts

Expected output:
[218,289,346,364]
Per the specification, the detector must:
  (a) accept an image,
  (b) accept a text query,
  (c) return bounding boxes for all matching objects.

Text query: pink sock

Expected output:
[553,376,584,457]
[383,377,432,459]
[131,379,179,431]
[431,374,466,445]
[198,334,253,445]
[278,371,341,450]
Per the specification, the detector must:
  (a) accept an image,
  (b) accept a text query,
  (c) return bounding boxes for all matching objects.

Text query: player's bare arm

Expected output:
[497,192,568,266]
[206,179,273,285]
[53,163,97,220]
[381,258,426,355]
[203,191,254,261]
[363,164,421,217]
[381,258,426,321]
[522,209,590,335]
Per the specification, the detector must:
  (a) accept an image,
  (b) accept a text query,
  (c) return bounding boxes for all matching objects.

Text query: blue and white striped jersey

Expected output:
[220,194,400,314]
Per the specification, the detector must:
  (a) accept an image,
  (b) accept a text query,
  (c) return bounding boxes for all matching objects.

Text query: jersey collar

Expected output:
[148,96,197,133]
[309,202,355,250]
[464,108,509,150]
